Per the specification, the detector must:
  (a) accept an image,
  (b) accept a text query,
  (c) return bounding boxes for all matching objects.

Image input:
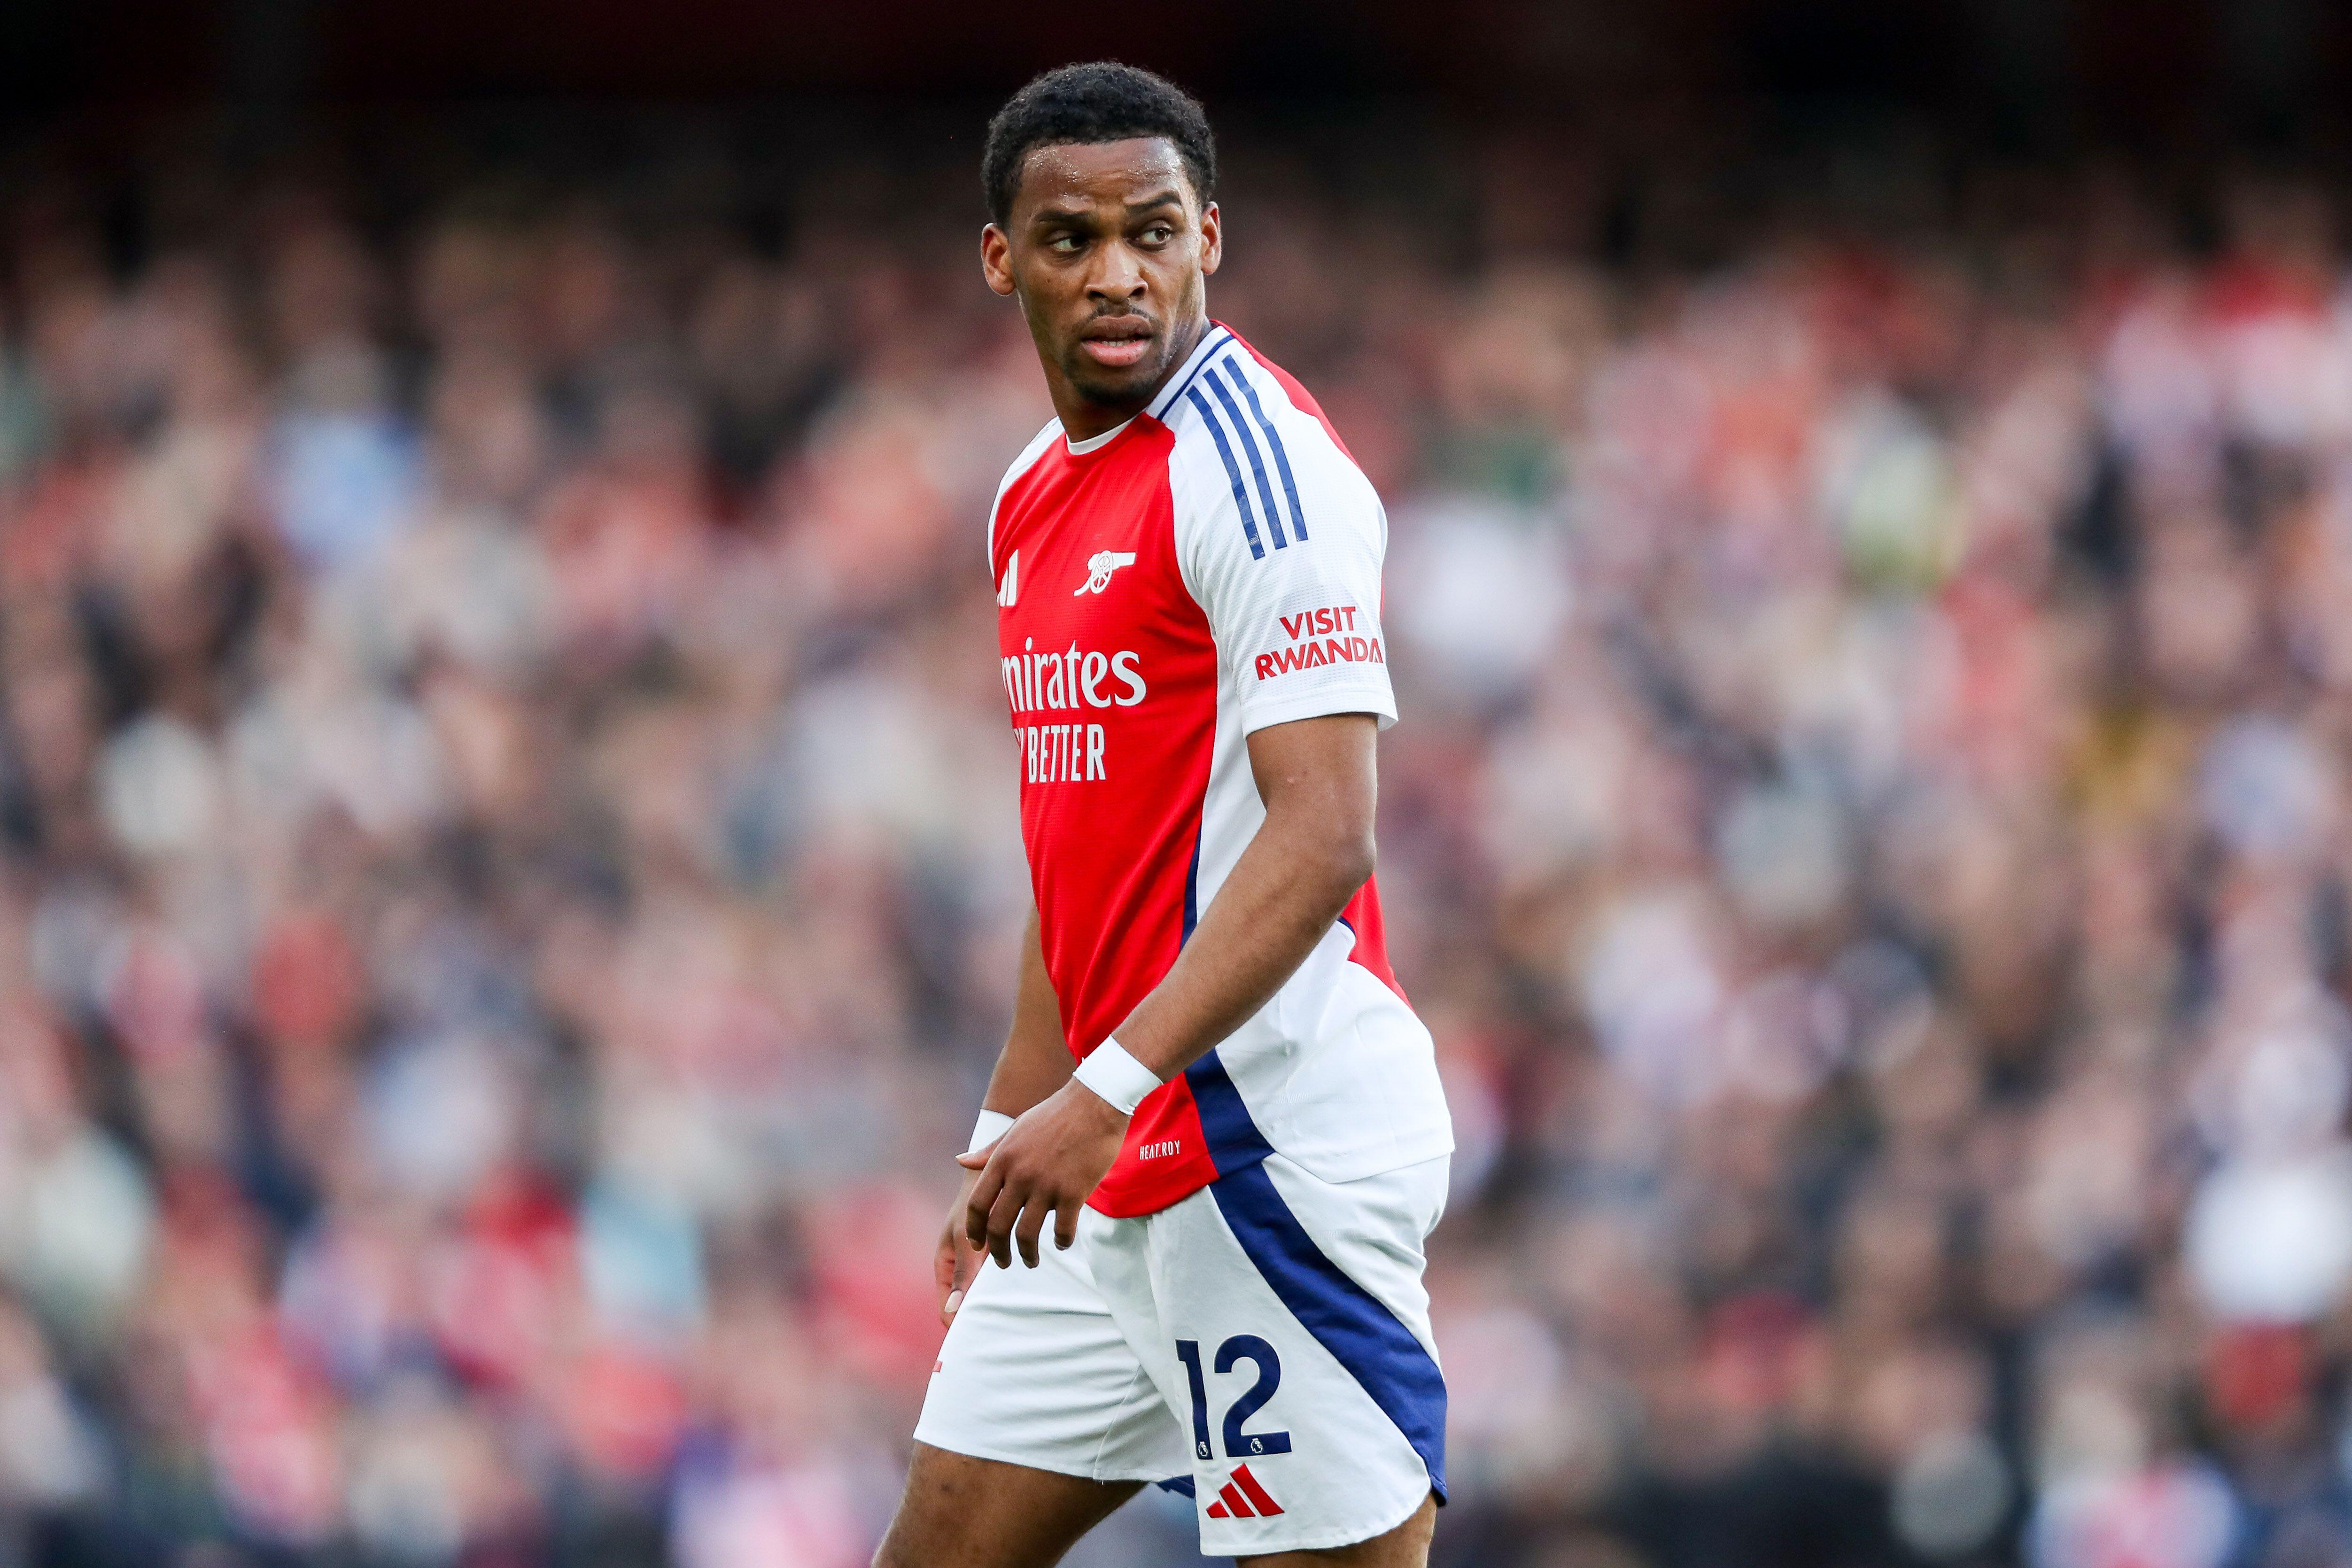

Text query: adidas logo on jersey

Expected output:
[1204,1464,1284,1520]
[998,551,1019,607]
[1074,551,1137,594]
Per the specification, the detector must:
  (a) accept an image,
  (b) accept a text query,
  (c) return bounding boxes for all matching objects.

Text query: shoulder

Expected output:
[994,417,1065,503]
[1154,327,1382,562]
[987,418,1065,559]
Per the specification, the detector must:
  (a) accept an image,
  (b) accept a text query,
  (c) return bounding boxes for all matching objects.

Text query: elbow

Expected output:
[1265,791,1377,909]
[1319,819,1377,908]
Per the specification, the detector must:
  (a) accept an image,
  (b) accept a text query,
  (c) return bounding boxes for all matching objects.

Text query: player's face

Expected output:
[982,138,1222,421]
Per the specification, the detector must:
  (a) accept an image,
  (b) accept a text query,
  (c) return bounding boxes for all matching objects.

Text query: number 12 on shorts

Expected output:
[1176,1336,1295,1461]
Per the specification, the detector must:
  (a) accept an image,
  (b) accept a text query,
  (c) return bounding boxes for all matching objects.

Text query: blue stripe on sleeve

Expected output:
[1222,356,1307,541]
[1205,367,1288,550]
[1185,388,1266,560]
[1208,1161,1449,1502]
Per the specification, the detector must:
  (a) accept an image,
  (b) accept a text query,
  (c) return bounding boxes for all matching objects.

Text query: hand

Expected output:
[960,1079,1129,1268]
[935,1149,994,1325]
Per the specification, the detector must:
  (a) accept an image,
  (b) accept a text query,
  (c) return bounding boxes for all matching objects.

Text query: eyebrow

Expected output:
[1029,189,1188,228]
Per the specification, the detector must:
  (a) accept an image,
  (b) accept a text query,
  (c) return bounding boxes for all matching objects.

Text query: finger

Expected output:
[1015,1197,1047,1269]
[986,1180,1024,1269]
[1054,1192,1081,1251]
[964,1164,1007,1252]
[955,1148,988,1170]
[945,1237,977,1322]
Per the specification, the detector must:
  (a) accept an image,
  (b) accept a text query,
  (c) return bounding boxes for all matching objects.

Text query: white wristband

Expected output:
[1071,1038,1163,1117]
[967,1110,1016,1155]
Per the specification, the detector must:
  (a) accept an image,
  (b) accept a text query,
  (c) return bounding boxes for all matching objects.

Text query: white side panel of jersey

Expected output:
[1164,351,1451,1186]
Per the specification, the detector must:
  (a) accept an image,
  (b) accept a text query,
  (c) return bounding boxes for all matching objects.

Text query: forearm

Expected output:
[981,908,1074,1118]
[1110,736,1374,1083]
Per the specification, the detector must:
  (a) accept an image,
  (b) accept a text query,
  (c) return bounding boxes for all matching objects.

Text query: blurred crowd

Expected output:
[3,120,2352,1568]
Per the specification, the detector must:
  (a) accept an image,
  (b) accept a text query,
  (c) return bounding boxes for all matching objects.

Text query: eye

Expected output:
[1141,224,1174,243]
[1048,234,1085,254]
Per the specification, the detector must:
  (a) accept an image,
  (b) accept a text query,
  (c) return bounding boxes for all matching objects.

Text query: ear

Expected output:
[1198,202,1222,278]
[981,224,1018,298]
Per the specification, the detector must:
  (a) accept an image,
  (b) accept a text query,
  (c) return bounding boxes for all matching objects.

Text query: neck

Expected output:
[1054,314,1211,441]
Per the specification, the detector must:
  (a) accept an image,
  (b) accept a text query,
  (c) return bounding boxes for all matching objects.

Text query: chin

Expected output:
[1065,344,1171,404]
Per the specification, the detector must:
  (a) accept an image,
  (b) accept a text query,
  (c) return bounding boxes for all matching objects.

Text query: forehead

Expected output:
[1011,137,1196,219]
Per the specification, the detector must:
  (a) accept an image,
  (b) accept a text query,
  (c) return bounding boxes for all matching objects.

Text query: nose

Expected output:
[1086,239,1147,307]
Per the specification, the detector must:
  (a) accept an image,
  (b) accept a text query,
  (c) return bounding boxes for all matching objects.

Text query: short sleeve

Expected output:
[988,418,1064,573]
[1172,363,1397,736]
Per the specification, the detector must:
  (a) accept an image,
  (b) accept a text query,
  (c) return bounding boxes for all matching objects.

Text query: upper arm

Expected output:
[1245,713,1378,854]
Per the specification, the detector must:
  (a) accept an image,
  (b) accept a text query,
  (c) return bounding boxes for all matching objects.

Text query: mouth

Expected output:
[1077,318,1155,370]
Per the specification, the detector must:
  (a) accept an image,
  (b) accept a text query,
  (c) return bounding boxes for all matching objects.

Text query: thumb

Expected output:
[955,1147,991,1170]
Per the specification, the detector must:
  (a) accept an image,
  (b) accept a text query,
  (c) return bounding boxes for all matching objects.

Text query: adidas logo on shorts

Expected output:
[1203,1463,1284,1519]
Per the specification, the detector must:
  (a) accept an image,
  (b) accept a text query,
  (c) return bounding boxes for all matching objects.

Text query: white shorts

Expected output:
[915,1152,1449,1557]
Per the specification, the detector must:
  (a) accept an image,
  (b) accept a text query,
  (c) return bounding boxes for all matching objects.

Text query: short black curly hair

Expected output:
[982,62,1217,228]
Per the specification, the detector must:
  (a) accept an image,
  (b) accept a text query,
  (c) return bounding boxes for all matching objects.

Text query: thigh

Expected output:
[873,1444,1139,1568]
[1241,1491,1437,1566]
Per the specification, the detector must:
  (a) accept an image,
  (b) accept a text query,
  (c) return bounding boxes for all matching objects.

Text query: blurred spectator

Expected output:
[6,121,2352,1568]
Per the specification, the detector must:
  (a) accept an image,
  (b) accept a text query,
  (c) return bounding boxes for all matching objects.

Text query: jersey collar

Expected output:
[1064,418,1133,456]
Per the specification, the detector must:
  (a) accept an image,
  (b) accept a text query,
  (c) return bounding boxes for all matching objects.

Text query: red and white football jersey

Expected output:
[987,323,1452,1217]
